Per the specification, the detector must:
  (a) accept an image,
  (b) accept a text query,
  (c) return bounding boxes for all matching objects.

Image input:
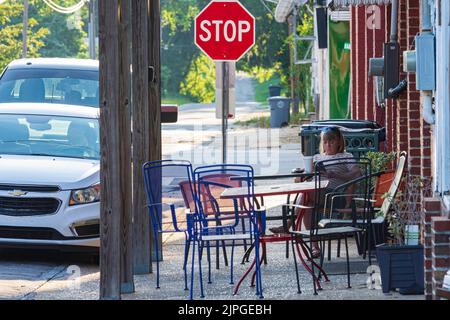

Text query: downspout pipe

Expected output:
[421,0,435,125]
[390,0,399,42]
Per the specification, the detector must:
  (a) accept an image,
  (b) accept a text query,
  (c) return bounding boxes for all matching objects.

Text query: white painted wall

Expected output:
[432,0,450,205]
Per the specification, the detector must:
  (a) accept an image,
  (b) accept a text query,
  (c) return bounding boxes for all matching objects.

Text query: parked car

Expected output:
[0,103,100,251]
[0,58,99,107]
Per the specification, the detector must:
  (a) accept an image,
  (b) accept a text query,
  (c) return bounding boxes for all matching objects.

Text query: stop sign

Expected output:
[195,0,255,61]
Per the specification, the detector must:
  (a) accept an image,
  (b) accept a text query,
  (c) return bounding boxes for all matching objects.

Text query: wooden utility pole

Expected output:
[118,0,134,294]
[22,0,29,58]
[148,0,162,261]
[99,0,134,299]
[131,0,152,274]
[99,0,121,299]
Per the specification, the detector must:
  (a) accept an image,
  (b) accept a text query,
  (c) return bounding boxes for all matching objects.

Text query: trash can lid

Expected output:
[311,119,383,130]
[267,96,290,101]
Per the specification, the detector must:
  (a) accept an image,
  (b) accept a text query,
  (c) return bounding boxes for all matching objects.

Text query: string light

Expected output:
[0,0,88,13]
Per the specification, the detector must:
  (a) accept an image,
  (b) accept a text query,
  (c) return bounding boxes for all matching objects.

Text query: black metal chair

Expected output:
[287,157,372,295]
[318,151,407,263]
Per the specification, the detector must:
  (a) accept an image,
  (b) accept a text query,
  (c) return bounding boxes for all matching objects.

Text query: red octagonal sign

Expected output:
[195,0,255,61]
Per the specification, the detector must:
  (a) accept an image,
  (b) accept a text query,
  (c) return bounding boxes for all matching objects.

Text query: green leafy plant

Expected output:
[365,151,396,173]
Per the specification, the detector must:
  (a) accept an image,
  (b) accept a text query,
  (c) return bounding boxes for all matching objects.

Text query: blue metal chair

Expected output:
[189,164,265,299]
[142,159,196,290]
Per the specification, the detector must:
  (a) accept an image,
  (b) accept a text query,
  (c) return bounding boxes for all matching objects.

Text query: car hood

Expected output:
[0,155,100,190]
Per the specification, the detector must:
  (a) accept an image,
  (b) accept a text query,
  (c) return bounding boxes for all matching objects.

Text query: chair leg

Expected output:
[152,227,160,289]
[337,238,341,258]
[327,239,332,261]
[319,240,325,269]
[285,240,289,259]
[230,240,235,285]
[198,240,205,298]
[251,245,266,287]
[310,240,318,295]
[221,240,229,267]
[295,242,323,289]
[253,240,264,299]
[299,241,329,283]
[368,224,373,265]
[189,237,196,300]
[233,258,256,296]
[291,239,302,294]
[206,241,212,284]
[344,236,351,289]
[183,234,190,291]
[241,242,255,265]
[262,242,268,265]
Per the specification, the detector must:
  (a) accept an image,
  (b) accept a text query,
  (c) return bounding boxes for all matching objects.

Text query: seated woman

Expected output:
[270,126,361,258]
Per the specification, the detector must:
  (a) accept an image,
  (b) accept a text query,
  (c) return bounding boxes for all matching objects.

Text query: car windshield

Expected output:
[0,68,99,107]
[0,114,100,160]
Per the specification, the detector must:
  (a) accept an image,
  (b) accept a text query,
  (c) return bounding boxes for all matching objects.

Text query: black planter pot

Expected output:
[376,243,424,294]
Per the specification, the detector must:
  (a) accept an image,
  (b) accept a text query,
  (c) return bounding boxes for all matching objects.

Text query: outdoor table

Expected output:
[221,180,326,199]
[220,179,329,295]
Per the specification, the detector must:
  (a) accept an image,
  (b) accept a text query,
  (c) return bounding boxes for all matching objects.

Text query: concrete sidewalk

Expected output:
[24,201,424,300]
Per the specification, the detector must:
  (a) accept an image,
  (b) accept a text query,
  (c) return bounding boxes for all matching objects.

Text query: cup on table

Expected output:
[303,156,314,173]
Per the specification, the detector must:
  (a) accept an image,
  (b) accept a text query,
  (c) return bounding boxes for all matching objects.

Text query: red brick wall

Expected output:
[349,0,441,299]
[349,1,430,166]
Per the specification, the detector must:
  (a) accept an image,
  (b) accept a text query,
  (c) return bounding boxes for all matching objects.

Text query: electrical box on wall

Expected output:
[415,33,436,90]
[384,42,400,98]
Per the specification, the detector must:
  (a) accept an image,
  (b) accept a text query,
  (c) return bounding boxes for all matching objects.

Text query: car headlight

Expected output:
[69,183,101,206]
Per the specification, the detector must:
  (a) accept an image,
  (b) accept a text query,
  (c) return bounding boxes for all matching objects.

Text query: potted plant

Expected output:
[376,175,432,294]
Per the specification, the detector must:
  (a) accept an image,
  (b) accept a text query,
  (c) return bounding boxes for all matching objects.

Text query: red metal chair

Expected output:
[233,192,329,295]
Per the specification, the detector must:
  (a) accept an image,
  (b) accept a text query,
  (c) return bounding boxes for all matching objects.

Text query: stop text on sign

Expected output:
[198,20,251,42]
[195,1,255,61]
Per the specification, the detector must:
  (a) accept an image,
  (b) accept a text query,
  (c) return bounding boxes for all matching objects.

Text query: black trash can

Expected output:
[268,84,282,97]
[299,119,386,157]
[268,96,291,128]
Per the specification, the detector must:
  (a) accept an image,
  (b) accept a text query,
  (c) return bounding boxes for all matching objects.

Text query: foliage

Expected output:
[30,0,88,59]
[290,6,314,114]
[0,0,49,70]
[253,75,283,103]
[385,175,432,244]
[365,151,397,174]
[0,0,89,72]
[234,115,270,128]
[161,0,203,98]
[161,0,291,102]
[180,53,216,103]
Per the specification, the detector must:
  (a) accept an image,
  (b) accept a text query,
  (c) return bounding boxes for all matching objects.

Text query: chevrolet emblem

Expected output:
[8,190,28,197]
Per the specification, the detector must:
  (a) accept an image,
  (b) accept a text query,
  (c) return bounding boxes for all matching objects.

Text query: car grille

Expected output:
[0,226,66,240]
[0,184,60,192]
[0,197,61,216]
[74,224,100,237]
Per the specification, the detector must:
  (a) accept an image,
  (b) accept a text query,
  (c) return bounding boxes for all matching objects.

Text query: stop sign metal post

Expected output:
[195,0,255,163]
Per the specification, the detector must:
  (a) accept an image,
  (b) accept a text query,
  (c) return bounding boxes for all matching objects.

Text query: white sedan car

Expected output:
[0,103,100,251]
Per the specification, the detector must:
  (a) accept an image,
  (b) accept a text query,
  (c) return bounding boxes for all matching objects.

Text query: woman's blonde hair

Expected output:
[319,126,346,154]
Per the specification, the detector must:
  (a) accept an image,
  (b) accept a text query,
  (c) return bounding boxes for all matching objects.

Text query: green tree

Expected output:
[292,7,314,113]
[180,53,215,103]
[30,0,89,58]
[0,0,48,70]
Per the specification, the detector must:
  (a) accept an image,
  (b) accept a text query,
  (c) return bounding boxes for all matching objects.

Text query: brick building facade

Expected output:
[347,0,450,299]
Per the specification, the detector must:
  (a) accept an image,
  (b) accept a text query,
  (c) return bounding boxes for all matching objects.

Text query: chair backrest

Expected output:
[312,156,372,233]
[193,164,255,225]
[143,160,195,232]
[373,171,395,207]
[378,151,407,217]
